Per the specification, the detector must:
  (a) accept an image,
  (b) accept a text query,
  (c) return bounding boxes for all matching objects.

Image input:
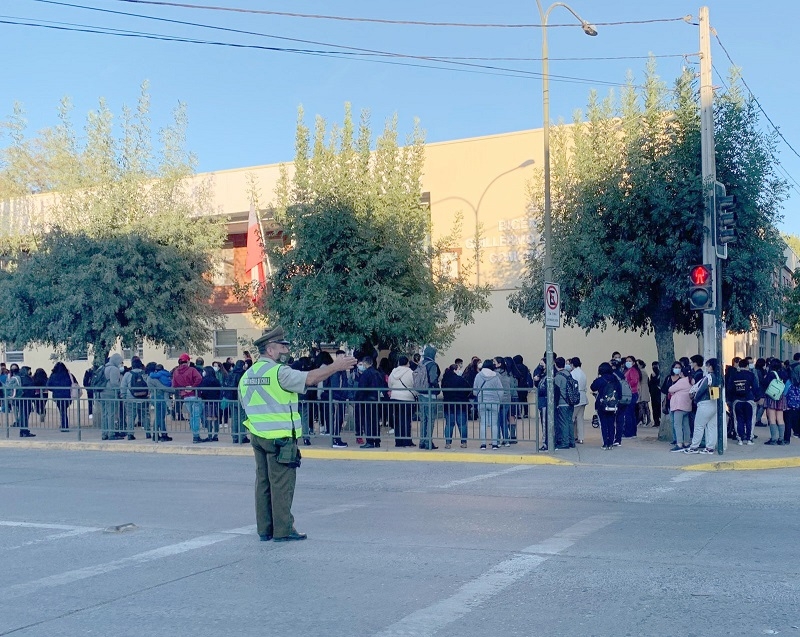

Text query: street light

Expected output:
[472,159,535,286]
[535,0,597,452]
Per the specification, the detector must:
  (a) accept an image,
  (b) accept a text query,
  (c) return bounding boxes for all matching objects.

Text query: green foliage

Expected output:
[262,104,488,349]
[0,82,224,255]
[0,83,226,356]
[0,231,221,358]
[510,62,788,360]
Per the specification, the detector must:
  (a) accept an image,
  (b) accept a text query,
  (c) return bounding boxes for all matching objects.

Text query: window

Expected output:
[213,329,238,359]
[4,343,24,364]
[212,243,236,286]
[166,346,186,359]
[770,333,777,357]
[122,341,144,361]
[759,331,767,359]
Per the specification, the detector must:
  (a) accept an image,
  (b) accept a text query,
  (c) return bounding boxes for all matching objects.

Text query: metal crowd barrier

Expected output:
[4,386,543,450]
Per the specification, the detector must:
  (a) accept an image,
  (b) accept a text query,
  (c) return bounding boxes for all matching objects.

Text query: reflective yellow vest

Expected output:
[239,360,299,439]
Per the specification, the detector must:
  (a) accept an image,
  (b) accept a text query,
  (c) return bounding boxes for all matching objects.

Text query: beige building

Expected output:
[3,128,795,377]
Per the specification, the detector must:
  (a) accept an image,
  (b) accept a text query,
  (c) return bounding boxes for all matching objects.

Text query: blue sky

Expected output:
[3,0,799,235]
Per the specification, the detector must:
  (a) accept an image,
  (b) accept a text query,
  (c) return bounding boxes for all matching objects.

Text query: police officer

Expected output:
[240,326,356,542]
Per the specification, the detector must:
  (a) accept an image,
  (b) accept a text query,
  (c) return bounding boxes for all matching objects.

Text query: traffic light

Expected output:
[715,181,736,245]
[688,264,713,311]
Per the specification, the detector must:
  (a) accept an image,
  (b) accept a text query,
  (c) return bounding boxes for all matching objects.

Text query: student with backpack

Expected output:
[553,357,578,449]
[784,354,800,443]
[46,362,74,431]
[761,358,790,445]
[120,357,150,441]
[726,358,759,444]
[590,362,621,449]
[623,355,642,438]
[412,345,441,450]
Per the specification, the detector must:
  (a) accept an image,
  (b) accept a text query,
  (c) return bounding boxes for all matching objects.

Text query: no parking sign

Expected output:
[544,282,560,328]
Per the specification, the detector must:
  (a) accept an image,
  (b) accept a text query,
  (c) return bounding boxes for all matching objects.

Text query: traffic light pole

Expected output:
[699,6,726,455]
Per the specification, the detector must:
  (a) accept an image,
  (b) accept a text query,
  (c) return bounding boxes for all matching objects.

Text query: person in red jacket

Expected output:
[172,353,205,443]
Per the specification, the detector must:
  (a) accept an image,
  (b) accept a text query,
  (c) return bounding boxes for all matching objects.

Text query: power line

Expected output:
[713,31,800,163]
[712,64,800,199]
[0,17,537,80]
[113,0,691,30]
[25,0,634,88]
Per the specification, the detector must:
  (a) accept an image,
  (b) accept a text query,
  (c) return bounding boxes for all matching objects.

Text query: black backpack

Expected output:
[91,366,109,389]
[223,370,242,401]
[560,371,580,406]
[599,378,619,413]
[129,372,149,399]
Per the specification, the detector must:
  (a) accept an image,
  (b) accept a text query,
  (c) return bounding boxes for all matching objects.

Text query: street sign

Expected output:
[544,282,560,328]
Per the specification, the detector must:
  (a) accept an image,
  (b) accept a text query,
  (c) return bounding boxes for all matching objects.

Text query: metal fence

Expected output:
[4,386,543,449]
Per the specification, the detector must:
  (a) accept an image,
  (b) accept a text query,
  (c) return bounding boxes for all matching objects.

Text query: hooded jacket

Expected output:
[388,365,415,402]
[420,345,441,391]
[198,366,222,400]
[103,353,123,391]
[147,369,173,401]
[473,368,504,406]
[441,368,472,406]
[172,362,203,397]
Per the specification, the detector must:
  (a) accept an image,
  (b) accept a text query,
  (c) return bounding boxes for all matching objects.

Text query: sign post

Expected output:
[543,282,560,453]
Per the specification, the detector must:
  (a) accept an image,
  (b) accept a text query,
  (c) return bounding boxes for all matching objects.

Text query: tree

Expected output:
[251,104,488,350]
[0,83,225,356]
[508,63,788,439]
[0,231,220,358]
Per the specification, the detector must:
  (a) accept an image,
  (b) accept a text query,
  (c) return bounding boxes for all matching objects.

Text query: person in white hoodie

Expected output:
[388,356,415,447]
[473,359,504,450]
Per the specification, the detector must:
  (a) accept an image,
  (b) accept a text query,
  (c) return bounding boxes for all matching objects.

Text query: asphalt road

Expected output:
[1,449,799,636]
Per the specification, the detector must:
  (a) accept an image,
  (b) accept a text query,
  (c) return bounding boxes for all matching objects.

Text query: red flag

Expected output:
[244,203,266,304]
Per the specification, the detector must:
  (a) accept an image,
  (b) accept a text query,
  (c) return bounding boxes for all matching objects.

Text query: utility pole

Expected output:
[699,6,726,454]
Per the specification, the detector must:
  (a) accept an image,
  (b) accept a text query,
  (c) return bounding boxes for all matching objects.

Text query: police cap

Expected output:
[254,326,290,348]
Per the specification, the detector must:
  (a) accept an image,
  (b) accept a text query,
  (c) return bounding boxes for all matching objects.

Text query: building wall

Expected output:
[3,129,795,372]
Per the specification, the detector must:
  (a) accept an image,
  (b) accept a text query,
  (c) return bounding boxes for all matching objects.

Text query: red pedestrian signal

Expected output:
[690,265,710,286]
[688,264,713,311]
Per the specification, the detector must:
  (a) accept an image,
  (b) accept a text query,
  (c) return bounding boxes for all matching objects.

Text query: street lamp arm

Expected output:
[536,0,597,34]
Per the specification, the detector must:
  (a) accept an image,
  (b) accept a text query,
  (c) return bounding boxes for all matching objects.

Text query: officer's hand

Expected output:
[334,356,357,371]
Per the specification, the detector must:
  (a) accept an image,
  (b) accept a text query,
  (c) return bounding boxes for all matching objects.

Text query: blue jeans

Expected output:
[419,394,437,446]
[154,400,167,433]
[444,406,467,444]
[184,396,202,435]
[624,393,639,437]
[672,409,691,446]
[497,404,510,443]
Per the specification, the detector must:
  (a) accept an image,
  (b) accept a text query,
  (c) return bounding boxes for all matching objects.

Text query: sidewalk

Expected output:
[2,420,800,471]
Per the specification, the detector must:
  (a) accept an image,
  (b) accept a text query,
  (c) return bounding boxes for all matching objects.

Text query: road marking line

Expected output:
[436,465,531,489]
[0,521,101,532]
[671,472,706,482]
[305,503,367,517]
[375,513,620,637]
[0,532,235,600]
[2,528,101,552]
[0,502,367,597]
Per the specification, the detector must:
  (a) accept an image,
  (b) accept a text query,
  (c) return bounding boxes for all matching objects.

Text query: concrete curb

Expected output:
[4,440,800,470]
[683,457,800,471]
[0,440,571,465]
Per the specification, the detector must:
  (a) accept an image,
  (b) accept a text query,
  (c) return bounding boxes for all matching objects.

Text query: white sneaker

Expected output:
[747,440,754,445]
[737,440,743,446]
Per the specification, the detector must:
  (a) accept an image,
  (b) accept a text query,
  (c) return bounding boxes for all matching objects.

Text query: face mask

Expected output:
[564,364,572,372]
[749,364,755,369]
[277,353,290,364]
[357,364,366,372]
[615,358,622,363]
[454,369,463,376]
[213,365,219,372]
[119,365,125,372]
[625,361,633,369]
[673,368,681,375]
